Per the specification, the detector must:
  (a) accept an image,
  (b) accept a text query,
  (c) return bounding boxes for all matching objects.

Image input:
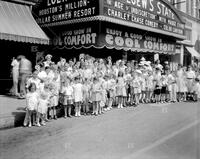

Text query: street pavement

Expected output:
[0,102,199,159]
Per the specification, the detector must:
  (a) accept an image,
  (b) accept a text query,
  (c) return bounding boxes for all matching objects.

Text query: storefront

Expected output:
[0,0,49,93]
[33,0,185,68]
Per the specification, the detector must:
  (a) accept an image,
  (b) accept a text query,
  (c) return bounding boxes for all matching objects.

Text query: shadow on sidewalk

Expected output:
[12,111,25,127]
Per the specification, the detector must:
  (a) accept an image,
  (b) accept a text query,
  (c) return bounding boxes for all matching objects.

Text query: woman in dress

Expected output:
[10,57,20,96]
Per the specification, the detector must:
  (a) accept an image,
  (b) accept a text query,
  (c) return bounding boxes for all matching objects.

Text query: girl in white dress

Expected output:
[146,70,154,103]
[73,77,83,117]
[37,84,50,126]
[82,78,91,115]
[91,77,102,115]
[23,83,39,127]
[116,71,126,108]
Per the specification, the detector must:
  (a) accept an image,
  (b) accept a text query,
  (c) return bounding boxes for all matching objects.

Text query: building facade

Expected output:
[0,0,49,93]
[33,0,185,70]
[168,0,200,66]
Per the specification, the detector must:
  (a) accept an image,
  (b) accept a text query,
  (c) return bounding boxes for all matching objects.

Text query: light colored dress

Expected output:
[177,69,186,92]
[91,82,102,102]
[50,73,61,106]
[107,79,116,98]
[131,77,141,94]
[116,77,126,96]
[11,59,19,83]
[37,91,50,114]
[73,83,83,103]
[26,92,39,111]
[146,75,154,91]
[82,84,91,102]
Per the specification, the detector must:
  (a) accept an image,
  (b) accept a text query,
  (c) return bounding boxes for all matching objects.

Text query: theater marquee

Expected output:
[103,0,184,36]
[34,0,98,26]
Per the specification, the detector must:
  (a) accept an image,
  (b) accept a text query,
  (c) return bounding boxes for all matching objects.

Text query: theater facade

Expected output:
[34,0,185,69]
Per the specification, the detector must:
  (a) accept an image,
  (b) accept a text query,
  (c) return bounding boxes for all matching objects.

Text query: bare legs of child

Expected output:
[83,100,89,115]
[117,96,123,108]
[23,109,33,127]
[107,97,113,110]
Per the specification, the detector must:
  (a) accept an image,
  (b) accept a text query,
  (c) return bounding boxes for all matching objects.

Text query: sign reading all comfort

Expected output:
[103,0,184,36]
[34,0,98,26]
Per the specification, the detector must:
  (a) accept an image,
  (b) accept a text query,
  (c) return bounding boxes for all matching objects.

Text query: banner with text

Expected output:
[99,25,176,53]
[33,0,99,26]
[52,25,99,49]
[102,0,184,36]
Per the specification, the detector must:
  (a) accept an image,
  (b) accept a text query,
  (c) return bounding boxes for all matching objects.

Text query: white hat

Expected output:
[140,57,145,61]
[45,54,52,59]
[139,61,146,66]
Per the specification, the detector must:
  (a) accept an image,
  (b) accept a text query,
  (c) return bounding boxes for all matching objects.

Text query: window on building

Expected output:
[185,29,192,41]
[186,0,192,15]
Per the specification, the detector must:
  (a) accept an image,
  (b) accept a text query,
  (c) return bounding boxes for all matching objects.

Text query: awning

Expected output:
[0,1,49,44]
[186,47,200,58]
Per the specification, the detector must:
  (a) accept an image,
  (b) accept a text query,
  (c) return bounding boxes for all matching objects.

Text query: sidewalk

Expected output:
[0,95,64,129]
[0,95,26,129]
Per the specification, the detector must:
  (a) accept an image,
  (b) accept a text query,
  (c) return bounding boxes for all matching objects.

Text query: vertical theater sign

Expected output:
[34,0,185,53]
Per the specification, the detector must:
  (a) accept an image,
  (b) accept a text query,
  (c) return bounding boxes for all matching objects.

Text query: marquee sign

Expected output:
[102,0,184,36]
[34,0,99,26]
[52,24,99,49]
[52,22,176,54]
[98,22,176,53]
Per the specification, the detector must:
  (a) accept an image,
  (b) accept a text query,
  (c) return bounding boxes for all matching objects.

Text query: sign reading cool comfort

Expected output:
[104,28,176,53]
[53,27,97,48]
[34,0,98,26]
[103,0,184,36]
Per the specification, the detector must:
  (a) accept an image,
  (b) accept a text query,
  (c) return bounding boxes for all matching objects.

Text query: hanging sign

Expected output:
[34,0,98,26]
[103,0,185,36]
[99,26,176,53]
[52,26,98,49]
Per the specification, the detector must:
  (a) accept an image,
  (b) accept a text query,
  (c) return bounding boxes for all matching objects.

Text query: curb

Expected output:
[0,107,64,130]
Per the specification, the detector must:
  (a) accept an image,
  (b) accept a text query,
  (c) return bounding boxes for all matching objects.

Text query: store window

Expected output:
[185,29,192,41]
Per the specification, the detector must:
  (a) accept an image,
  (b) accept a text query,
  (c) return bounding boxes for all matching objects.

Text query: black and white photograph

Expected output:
[0,0,200,159]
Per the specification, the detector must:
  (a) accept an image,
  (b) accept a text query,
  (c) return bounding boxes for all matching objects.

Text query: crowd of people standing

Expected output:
[10,54,200,128]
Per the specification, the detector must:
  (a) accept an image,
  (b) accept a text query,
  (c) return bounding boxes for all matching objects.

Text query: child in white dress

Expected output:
[91,77,102,115]
[37,84,51,126]
[82,78,91,115]
[146,71,154,103]
[23,83,39,127]
[73,77,83,117]
[116,71,126,108]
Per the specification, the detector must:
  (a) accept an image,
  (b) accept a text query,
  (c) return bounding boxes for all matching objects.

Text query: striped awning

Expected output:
[0,1,49,44]
[186,47,200,58]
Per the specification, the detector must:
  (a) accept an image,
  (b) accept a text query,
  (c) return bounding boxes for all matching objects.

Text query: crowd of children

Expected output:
[23,54,200,127]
